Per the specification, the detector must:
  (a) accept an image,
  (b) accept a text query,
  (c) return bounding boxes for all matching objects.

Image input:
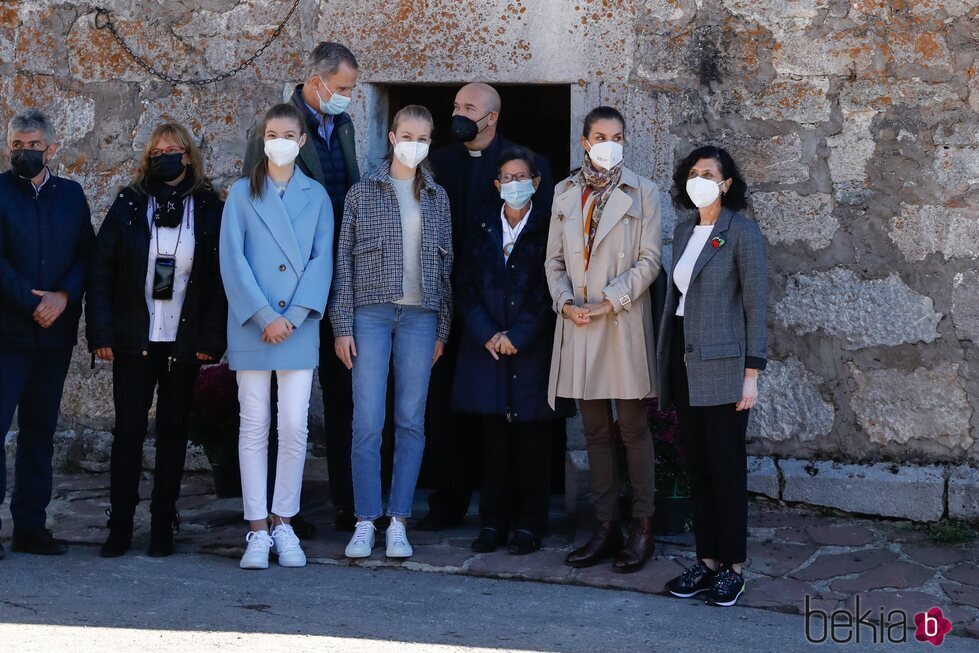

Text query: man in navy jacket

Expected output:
[0,110,94,558]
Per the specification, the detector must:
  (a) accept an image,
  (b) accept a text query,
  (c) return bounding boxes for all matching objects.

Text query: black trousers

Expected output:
[479,416,552,536]
[0,346,73,532]
[318,318,354,512]
[670,317,749,565]
[110,343,201,518]
[424,330,479,521]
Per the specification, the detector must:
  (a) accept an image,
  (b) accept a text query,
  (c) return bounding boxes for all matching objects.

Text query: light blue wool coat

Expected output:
[220,168,334,371]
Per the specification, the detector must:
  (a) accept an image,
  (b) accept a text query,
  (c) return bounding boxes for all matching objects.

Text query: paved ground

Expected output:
[2,471,978,647]
[3,549,974,652]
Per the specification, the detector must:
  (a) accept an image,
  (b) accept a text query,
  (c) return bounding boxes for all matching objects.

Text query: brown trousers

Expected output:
[579,399,655,521]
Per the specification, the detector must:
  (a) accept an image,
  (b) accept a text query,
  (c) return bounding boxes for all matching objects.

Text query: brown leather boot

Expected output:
[565,521,624,568]
[613,517,655,573]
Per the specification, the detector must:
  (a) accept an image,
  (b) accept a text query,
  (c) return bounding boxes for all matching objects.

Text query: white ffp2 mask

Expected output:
[685,176,723,208]
[393,140,430,169]
[587,141,624,171]
[264,138,301,167]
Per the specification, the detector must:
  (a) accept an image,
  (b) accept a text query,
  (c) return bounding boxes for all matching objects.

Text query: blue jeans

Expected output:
[351,303,437,520]
[0,347,73,532]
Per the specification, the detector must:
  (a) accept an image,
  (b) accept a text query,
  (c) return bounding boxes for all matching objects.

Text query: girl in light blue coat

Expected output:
[220,103,333,570]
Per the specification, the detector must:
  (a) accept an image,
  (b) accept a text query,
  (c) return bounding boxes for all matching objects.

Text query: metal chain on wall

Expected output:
[93,0,302,86]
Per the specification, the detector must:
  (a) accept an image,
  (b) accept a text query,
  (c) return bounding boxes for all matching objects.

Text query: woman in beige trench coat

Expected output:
[545,106,662,574]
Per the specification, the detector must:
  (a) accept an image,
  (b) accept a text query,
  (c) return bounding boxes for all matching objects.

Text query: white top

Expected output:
[467,149,482,158]
[500,203,531,263]
[673,224,714,317]
[390,176,423,305]
[145,197,195,342]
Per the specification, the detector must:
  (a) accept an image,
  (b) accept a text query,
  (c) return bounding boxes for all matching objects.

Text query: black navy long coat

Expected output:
[451,200,572,423]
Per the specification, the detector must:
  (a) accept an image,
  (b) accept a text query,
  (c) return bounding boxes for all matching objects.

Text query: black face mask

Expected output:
[11,148,46,179]
[450,113,490,143]
[149,152,186,183]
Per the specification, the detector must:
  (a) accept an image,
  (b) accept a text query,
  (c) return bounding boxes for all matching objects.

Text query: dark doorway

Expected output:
[383,83,572,497]
[386,84,572,180]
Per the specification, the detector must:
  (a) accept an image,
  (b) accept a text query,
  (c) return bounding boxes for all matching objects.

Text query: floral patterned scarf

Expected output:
[579,153,624,279]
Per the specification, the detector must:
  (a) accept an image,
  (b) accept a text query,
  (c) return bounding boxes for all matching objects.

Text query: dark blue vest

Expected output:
[303,108,350,221]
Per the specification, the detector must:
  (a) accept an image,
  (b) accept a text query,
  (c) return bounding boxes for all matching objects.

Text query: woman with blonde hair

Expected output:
[87,121,228,558]
[330,104,453,560]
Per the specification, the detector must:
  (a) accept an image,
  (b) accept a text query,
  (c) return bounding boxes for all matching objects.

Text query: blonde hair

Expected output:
[132,122,211,195]
[389,104,434,201]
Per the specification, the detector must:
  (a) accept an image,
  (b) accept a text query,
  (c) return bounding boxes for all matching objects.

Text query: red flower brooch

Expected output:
[710,236,725,249]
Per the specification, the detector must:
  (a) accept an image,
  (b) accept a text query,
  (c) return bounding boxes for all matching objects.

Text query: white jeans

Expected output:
[237,369,314,521]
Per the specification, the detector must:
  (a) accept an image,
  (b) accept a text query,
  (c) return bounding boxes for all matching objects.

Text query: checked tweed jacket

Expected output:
[328,161,454,342]
[656,207,768,407]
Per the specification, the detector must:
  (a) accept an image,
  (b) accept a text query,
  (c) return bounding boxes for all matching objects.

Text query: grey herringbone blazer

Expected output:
[656,208,767,407]
[328,161,454,342]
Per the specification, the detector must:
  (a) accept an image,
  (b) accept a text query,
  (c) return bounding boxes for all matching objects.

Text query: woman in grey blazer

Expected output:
[657,146,767,607]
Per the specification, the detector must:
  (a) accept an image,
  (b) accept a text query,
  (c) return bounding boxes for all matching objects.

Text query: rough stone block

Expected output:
[750,191,837,249]
[849,363,972,451]
[826,110,875,185]
[948,466,979,520]
[746,456,780,499]
[889,204,979,262]
[775,268,942,350]
[933,146,979,190]
[780,459,945,522]
[748,357,834,444]
[729,132,811,185]
[726,77,832,124]
[952,271,979,342]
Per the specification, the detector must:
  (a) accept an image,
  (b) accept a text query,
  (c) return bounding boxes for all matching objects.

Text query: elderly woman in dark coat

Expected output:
[451,146,572,555]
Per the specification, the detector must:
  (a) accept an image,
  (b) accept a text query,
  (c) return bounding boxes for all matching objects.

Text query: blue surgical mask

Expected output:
[315,75,352,116]
[500,179,535,210]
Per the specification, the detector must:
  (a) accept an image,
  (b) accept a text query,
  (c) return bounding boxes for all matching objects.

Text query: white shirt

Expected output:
[390,176,423,305]
[500,203,531,263]
[144,197,195,342]
[673,224,714,317]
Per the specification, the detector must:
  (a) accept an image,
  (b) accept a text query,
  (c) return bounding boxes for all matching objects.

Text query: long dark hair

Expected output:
[385,104,434,201]
[249,103,306,199]
[671,145,748,211]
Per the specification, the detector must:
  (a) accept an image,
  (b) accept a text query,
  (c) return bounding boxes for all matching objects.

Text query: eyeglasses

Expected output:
[498,172,534,183]
[150,147,185,157]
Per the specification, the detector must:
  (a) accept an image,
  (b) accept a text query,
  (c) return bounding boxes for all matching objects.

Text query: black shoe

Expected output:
[11,528,68,556]
[148,513,179,557]
[508,529,541,555]
[706,567,746,607]
[334,509,357,533]
[471,527,506,553]
[666,560,718,598]
[100,509,134,558]
[416,511,463,532]
[290,513,317,540]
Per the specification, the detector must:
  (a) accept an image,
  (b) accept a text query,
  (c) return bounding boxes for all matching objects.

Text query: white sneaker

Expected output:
[345,521,376,558]
[385,519,413,559]
[239,530,272,570]
[271,523,307,568]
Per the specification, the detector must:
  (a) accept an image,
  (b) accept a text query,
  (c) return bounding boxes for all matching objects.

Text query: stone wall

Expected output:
[2,1,978,471]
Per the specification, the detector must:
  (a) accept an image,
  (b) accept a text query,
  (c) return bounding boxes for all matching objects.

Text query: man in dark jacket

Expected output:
[243,42,361,533]
[0,110,94,557]
[421,84,555,530]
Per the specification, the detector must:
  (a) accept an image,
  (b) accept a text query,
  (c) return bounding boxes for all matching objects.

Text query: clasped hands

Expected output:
[561,298,613,327]
[484,331,517,361]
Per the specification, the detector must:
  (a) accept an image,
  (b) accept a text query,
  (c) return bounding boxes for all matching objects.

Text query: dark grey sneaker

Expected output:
[665,561,718,598]
[706,567,746,607]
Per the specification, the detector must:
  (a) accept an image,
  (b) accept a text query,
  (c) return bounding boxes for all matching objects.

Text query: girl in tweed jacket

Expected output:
[329,105,453,560]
